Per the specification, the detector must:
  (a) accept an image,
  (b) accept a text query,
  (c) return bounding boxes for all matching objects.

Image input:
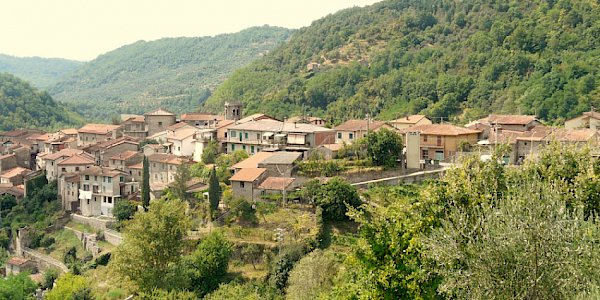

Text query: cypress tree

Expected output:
[142,156,150,211]
[208,166,221,216]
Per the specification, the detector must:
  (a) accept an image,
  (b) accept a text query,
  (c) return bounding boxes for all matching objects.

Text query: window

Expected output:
[256,133,261,140]
[177,146,181,151]
[240,182,245,188]
[62,168,66,172]
[83,184,90,191]
[436,136,442,146]
[231,144,235,151]
[251,146,255,153]
[224,132,228,138]
[158,121,163,127]
[243,145,246,150]
[75,167,80,171]
[244,132,248,139]
[337,132,342,139]
[422,149,429,159]
[349,133,354,140]
[85,175,89,180]
[423,135,428,142]
[107,177,112,183]
[87,199,89,205]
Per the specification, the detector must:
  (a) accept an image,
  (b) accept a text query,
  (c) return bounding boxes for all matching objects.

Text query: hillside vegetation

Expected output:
[0,54,82,89]
[0,73,82,131]
[50,26,292,119]
[204,0,600,124]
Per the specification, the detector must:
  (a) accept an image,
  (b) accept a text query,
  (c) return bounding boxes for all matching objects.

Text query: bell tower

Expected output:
[224,102,243,121]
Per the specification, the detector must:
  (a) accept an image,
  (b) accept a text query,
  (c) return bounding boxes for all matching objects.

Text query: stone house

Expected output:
[59,172,80,212]
[287,116,327,126]
[474,115,540,134]
[257,177,296,199]
[230,152,275,173]
[5,257,36,275]
[108,151,143,171]
[121,115,147,139]
[78,167,131,217]
[389,115,432,129]
[230,168,267,201]
[0,153,18,174]
[515,128,599,163]
[144,108,176,137]
[0,167,30,186]
[180,113,224,128]
[226,120,334,155]
[334,120,396,144]
[77,124,123,147]
[82,137,139,167]
[56,153,95,175]
[148,153,187,199]
[257,151,302,178]
[400,124,481,161]
[166,126,197,157]
[565,111,600,130]
[43,149,87,181]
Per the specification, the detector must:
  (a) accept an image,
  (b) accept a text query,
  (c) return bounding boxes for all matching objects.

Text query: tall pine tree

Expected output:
[142,156,150,211]
[208,166,221,217]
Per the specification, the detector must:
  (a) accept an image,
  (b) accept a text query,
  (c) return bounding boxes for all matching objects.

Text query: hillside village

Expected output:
[1,104,598,213]
[1,99,599,284]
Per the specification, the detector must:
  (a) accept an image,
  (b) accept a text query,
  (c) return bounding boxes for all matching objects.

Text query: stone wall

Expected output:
[70,214,115,231]
[104,229,122,246]
[22,248,68,273]
[63,226,100,257]
[351,168,447,189]
[341,167,406,184]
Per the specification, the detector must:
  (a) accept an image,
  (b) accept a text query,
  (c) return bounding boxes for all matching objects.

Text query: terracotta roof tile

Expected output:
[231,152,275,169]
[110,150,141,161]
[334,120,388,131]
[180,113,224,121]
[80,166,125,177]
[43,149,84,161]
[259,152,303,165]
[144,108,175,116]
[0,167,30,179]
[229,168,266,182]
[399,124,481,136]
[167,127,197,140]
[482,115,538,125]
[7,256,29,265]
[78,124,122,135]
[148,153,186,165]
[391,115,428,124]
[57,154,95,166]
[258,177,295,190]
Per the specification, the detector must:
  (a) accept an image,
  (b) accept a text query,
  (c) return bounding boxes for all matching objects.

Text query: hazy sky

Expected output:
[1,0,380,61]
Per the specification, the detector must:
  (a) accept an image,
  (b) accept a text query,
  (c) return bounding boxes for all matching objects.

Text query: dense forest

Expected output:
[0,73,82,131]
[204,0,600,124]
[50,26,292,119]
[0,54,82,89]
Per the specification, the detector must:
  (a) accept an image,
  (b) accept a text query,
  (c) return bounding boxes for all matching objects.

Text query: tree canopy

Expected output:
[204,0,600,124]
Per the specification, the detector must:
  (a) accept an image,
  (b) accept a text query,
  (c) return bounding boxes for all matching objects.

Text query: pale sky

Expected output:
[0,0,380,61]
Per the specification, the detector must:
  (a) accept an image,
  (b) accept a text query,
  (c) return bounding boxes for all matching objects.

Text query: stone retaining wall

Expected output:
[104,229,122,246]
[70,214,115,231]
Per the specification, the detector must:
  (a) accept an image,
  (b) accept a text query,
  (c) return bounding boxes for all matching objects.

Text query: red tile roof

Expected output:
[180,113,224,121]
[400,124,481,136]
[391,115,428,124]
[258,177,295,190]
[144,108,175,116]
[43,149,84,161]
[148,153,186,165]
[110,150,141,161]
[231,152,275,169]
[78,124,122,135]
[229,168,266,182]
[7,256,29,266]
[57,153,95,166]
[0,167,30,179]
[482,115,538,125]
[334,120,388,131]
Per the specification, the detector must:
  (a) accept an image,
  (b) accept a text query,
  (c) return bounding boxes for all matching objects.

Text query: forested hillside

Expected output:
[0,73,82,131]
[50,26,292,119]
[0,54,82,89]
[204,0,600,124]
